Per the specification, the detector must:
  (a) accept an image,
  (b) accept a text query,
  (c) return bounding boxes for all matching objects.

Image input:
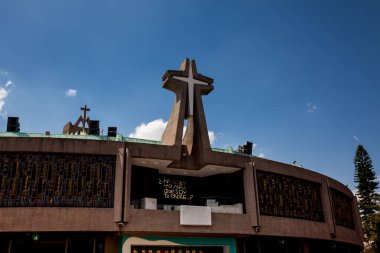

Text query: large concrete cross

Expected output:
[162,59,214,168]
[172,62,209,116]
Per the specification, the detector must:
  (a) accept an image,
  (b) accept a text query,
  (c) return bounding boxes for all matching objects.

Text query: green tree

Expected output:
[354,144,379,251]
[366,212,380,251]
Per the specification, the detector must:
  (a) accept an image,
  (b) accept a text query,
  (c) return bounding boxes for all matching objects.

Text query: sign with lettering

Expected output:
[159,177,193,201]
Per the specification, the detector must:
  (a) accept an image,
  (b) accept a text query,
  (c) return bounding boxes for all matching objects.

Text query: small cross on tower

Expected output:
[80,105,90,133]
[62,105,92,135]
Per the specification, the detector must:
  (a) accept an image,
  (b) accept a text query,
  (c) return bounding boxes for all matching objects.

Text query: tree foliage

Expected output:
[354,144,379,251]
[355,145,379,217]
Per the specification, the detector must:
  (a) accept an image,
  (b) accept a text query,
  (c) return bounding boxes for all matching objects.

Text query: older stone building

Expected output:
[0,59,363,253]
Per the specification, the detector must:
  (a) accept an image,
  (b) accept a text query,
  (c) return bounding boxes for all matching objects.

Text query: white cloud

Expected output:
[129,119,167,141]
[251,143,266,158]
[65,89,77,97]
[0,80,13,116]
[5,80,12,88]
[353,135,360,141]
[208,131,215,144]
[257,152,266,158]
[307,102,318,113]
[129,118,216,144]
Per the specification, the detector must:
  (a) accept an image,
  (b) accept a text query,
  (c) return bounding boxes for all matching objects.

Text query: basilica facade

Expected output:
[0,59,363,253]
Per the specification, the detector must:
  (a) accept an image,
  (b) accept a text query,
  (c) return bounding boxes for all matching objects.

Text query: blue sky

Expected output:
[0,0,379,190]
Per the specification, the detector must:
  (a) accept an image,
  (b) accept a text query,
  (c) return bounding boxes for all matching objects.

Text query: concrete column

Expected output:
[161,86,187,147]
[321,179,336,237]
[244,161,260,229]
[113,147,125,223]
[123,147,132,223]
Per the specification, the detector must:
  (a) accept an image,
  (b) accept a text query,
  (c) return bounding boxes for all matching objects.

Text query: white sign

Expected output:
[180,205,212,226]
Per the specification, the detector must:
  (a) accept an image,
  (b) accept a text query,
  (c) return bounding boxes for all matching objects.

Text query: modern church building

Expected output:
[0,59,363,253]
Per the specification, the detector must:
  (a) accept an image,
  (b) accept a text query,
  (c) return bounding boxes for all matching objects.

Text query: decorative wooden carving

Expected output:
[0,153,116,207]
[257,170,324,221]
[330,188,355,229]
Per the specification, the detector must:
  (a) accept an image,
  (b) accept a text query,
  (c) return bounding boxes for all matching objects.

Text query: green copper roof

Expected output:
[0,132,248,156]
[0,131,161,145]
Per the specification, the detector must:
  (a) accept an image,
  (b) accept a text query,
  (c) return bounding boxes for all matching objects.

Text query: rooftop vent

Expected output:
[7,117,20,132]
[108,127,117,137]
[237,141,253,155]
[89,120,100,135]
